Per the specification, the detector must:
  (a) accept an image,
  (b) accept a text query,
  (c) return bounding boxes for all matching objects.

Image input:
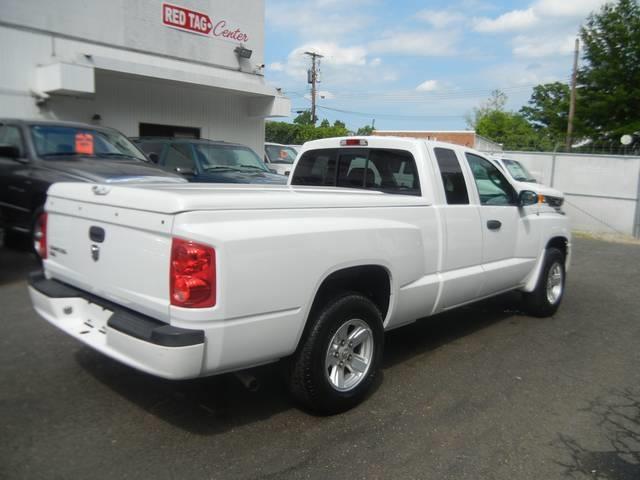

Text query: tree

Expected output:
[467,89,508,129]
[293,111,314,126]
[520,82,571,145]
[468,90,551,150]
[475,110,551,151]
[578,0,640,144]
[356,125,374,136]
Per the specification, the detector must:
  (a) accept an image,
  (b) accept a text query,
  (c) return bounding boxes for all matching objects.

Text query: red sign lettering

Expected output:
[162,3,250,42]
[162,3,213,36]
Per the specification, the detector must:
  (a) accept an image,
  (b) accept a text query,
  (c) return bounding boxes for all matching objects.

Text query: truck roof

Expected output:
[300,135,469,152]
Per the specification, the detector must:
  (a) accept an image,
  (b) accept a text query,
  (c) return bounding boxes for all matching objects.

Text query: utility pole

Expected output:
[566,38,579,151]
[304,51,323,125]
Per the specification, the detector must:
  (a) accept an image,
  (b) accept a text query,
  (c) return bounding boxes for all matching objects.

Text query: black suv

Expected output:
[131,137,286,184]
[0,119,183,249]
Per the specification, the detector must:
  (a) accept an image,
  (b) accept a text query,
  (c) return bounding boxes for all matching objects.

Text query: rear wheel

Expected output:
[523,247,565,317]
[287,293,384,415]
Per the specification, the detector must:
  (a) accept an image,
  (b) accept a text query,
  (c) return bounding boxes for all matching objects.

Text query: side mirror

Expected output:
[175,167,195,176]
[148,152,159,163]
[518,190,538,207]
[0,144,20,159]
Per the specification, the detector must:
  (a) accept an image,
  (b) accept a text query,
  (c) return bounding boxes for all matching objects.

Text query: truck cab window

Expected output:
[291,149,337,186]
[434,147,469,205]
[335,149,421,196]
[465,153,517,206]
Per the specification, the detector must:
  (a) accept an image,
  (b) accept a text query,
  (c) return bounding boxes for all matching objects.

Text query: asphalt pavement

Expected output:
[1,237,639,480]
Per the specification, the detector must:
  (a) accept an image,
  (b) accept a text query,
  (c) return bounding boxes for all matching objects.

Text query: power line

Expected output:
[316,105,466,120]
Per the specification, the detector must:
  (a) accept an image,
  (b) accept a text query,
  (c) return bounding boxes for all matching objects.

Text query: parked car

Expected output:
[264,142,298,176]
[29,136,570,414]
[490,156,565,212]
[0,119,184,251]
[132,137,286,184]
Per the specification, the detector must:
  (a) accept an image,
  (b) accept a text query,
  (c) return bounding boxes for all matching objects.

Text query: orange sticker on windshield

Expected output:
[75,133,94,155]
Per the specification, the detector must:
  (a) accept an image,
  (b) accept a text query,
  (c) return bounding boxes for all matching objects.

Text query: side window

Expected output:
[0,125,25,157]
[136,141,166,159]
[465,153,517,206]
[434,147,469,205]
[164,143,195,171]
[290,149,337,186]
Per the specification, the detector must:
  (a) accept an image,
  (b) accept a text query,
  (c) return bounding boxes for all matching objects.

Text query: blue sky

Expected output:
[263,0,608,131]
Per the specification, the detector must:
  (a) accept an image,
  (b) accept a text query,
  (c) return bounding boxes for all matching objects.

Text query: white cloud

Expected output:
[415,10,464,28]
[266,1,373,40]
[473,8,537,33]
[269,41,395,88]
[269,62,284,71]
[533,0,609,18]
[512,34,577,58]
[416,80,439,92]
[293,43,368,66]
[473,0,609,34]
[369,31,459,56]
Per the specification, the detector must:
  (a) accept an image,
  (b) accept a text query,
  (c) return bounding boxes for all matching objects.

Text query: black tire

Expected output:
[522,247,566,317]
[287,293,384,415]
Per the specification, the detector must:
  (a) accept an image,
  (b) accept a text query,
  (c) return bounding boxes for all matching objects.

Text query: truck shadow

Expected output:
[0,237,38,286]
[383,291,522,369]
[553,388,640,479]
[75,291,524,435]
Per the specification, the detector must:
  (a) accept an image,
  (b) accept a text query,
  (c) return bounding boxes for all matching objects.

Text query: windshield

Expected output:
[503,159,536,182]
[265,145,297,164]
[194,144,270,172]
[31,125,146,161]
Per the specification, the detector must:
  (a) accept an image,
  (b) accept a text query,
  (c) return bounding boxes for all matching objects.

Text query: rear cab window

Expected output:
[291,148,421,196]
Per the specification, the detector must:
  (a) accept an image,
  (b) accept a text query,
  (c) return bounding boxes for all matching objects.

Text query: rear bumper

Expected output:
[28,271,205,379]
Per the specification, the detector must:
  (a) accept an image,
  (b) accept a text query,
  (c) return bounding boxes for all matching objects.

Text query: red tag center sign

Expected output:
[75,133,94,155]
[162,3,213,36]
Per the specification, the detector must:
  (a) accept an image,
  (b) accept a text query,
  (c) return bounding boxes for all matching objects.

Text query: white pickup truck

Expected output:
[29,136,570,414]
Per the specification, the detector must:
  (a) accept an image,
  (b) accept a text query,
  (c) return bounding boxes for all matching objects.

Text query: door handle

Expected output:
[487,220,502,230]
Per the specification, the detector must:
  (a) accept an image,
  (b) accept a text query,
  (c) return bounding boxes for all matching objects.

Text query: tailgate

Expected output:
[44,195,174,322]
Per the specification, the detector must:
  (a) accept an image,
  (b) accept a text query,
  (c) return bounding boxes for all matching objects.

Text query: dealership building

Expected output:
[0,0,289,154]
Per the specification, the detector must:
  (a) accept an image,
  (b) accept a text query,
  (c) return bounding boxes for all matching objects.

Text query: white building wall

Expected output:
[0,0,281,155]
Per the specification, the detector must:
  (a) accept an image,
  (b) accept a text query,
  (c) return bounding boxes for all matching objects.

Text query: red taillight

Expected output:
[34,212,47,259]
[170,238,216,308]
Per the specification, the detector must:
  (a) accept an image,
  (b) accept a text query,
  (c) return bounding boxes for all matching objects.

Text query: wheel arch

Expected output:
[292,264,393,351]
[522,235,570,292]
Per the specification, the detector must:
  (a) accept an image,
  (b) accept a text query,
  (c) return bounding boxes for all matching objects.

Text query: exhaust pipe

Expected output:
[234,370,259,392]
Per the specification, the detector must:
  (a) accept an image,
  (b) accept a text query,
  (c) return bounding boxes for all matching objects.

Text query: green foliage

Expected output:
[265,117,352,144]
[356,125,374,136]
[520,82,571,145]
[469,90,552,150]
[293,111,314,125]
[475,110,553,151]
[578,0,640,143]
[467,89,508,128]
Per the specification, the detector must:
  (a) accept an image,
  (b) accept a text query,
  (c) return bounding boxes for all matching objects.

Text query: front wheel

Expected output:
[287,293,384,415]
[522,247,566,317]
